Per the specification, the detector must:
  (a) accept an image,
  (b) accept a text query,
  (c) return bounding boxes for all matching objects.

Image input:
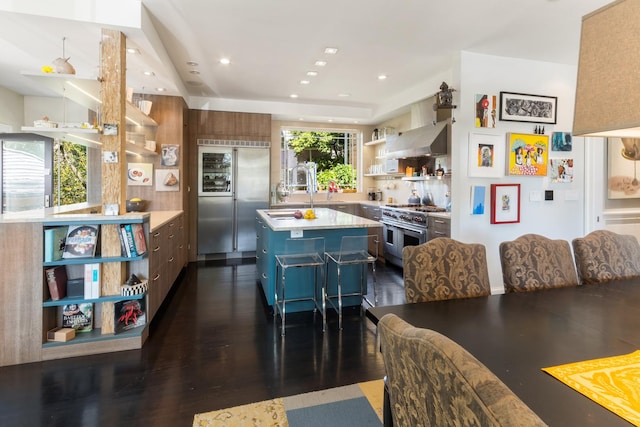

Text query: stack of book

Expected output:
[119,223,147,257]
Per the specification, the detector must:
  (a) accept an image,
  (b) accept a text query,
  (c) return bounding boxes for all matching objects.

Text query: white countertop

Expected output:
[258,208,382,231]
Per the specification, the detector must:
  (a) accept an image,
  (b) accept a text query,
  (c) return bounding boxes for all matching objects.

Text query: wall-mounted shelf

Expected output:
[364,138,386,146]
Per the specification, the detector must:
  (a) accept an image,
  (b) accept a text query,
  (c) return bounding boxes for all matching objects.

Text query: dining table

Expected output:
[366,278,640,426]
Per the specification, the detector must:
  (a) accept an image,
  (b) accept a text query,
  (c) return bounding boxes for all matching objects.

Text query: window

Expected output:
[280,128,360,191]
[54,139,87,206]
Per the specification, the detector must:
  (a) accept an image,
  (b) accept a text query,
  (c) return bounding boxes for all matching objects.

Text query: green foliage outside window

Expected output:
[285,130,357,189]
[54,140,87,206]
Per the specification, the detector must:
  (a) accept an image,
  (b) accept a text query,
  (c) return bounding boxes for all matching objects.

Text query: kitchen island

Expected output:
[256,208,382,313]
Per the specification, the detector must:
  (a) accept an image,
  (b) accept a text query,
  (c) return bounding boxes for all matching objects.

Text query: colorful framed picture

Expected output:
[551,132,572,151]
[127,162,153,186]
[607,138,640,199]
[475,94,497,128]
[506,133,549,176]
[499,92,557,124]
[549,158,574,183]
[471,185,486,215]
[491,184,520,224]
[468,133,504,178]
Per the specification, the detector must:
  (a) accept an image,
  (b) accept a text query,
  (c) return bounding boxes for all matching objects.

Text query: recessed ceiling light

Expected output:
[299,117,305,121]
[156,87,166,92]
[338,93,350,97]
[290,94,299,98]
[315,60,327,67]
[220,58,231,65]
[324,47,338,55]
[306,71,318,77]
[300,80,310,85]
[189,70,200,75]
[378,74,388,80]
[126,48,140,54]
[327,119,334,122]
[143,71,155,76]
[186,61,199,66]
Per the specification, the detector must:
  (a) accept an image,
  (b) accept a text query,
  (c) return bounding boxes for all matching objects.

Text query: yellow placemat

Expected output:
[542,350,640,426]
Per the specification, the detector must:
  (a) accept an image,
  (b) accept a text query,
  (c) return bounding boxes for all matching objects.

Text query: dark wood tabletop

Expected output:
[367,278,640,426]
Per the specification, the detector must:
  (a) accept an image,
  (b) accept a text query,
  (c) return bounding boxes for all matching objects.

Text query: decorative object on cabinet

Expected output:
[156,169,179,191]
[62,224,99,259]
[499,92,557,124]
[471,186,486,215]
[552,132,572,152]
[435,81,457,109]
[468,133,504,178]
[491,184,521,224]
[127,163,153,186]
[607,138,640,199]
[550,158,574,183]
[475,94,497,128]
[506,133,549,177]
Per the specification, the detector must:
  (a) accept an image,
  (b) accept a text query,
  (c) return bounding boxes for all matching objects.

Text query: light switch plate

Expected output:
[290,230,303,238]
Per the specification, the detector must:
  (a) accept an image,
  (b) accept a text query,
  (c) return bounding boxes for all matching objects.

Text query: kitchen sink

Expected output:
[265,210,298,218]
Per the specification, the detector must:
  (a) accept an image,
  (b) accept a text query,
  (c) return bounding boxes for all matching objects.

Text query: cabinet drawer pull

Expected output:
[169,234,174,239]
[433,219,446,224]
[153,232,161,237]
[433,231,447,236]
[262,249,267,254]
[168,256,174,262]
[153,246,161,252]
[261,273,267,279]
[153,273,160,281]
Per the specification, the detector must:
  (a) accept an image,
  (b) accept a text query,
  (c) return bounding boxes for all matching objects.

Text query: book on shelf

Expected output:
[114,298,146,334]
[118,223,147,257]
[62,303,93,333]
[44,226,67,262]
[62,225,99,259]
[45,265,67,301]
[130,223,147,256]
[83,263,100,299]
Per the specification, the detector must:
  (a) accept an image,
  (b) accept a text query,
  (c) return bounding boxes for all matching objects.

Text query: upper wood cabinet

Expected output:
[189,110,270,140]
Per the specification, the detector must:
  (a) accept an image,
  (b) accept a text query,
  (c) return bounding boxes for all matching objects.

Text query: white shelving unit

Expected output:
[20,72,158,156]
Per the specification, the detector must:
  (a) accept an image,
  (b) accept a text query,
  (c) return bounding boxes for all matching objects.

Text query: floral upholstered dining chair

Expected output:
[572,230,640,285]
[378,313,548,427]
[500,233,579,293]
[402,237,491,303]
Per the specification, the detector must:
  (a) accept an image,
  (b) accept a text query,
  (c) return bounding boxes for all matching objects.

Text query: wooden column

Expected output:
[99,29,127,334]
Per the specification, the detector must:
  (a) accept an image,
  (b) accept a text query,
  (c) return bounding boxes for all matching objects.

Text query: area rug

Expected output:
[542,350,640,426]
[192,379,384,427]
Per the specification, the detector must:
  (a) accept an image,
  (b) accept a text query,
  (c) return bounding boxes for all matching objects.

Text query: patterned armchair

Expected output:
[572,230,640,285]
[402,237,491,303]
[378,314,547,427]
[500,234,578,293]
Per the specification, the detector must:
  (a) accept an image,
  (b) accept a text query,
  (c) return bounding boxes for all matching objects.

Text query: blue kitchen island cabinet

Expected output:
[256,208,382,313]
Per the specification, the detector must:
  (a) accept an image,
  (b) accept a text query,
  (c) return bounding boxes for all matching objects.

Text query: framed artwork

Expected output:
[506,133,549,176]
[551,132,572,151]
[549,158,574,183]
[468,133,504,178]
[607,138,640,199]
[127,162,153,186]
[475,94,497,128]
[161,144,180,167]
[491,184,521,224]
[471,185,486,215]
[499,92,557,124]
[155,169,179,192]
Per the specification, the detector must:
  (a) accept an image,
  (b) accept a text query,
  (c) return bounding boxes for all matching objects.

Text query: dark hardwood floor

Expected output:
[0,259,405,427]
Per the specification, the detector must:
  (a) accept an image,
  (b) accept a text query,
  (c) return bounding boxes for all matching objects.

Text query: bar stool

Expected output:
[324,234,378,330]
[274,237,325,336]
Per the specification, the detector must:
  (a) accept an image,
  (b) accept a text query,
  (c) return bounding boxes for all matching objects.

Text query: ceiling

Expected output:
[0,0,614,125]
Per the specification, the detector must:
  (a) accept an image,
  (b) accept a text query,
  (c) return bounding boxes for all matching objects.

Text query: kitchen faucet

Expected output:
[290,162,317,209]
[327,180,338,200]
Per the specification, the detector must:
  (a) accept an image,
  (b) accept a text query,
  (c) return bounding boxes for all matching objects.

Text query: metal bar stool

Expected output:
[274,237,325,336]
[324,234,378,329]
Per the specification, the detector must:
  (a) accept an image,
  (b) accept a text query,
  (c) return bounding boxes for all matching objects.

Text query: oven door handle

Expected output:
[381,221,427,235]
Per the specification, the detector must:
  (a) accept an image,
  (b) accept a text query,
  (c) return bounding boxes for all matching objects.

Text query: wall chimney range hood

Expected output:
[385,121,448,159]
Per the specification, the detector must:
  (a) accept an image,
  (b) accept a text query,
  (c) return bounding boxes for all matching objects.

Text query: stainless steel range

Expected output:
[380,204,446,267]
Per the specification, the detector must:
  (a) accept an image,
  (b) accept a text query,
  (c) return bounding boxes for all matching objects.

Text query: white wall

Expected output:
[0,86,25,131]
[451,51,591,293]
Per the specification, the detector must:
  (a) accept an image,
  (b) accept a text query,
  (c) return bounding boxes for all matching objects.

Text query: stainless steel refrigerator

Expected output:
[197,145,269,255]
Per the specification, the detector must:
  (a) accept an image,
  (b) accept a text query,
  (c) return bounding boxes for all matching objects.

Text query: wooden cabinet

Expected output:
[428,215,451,240]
